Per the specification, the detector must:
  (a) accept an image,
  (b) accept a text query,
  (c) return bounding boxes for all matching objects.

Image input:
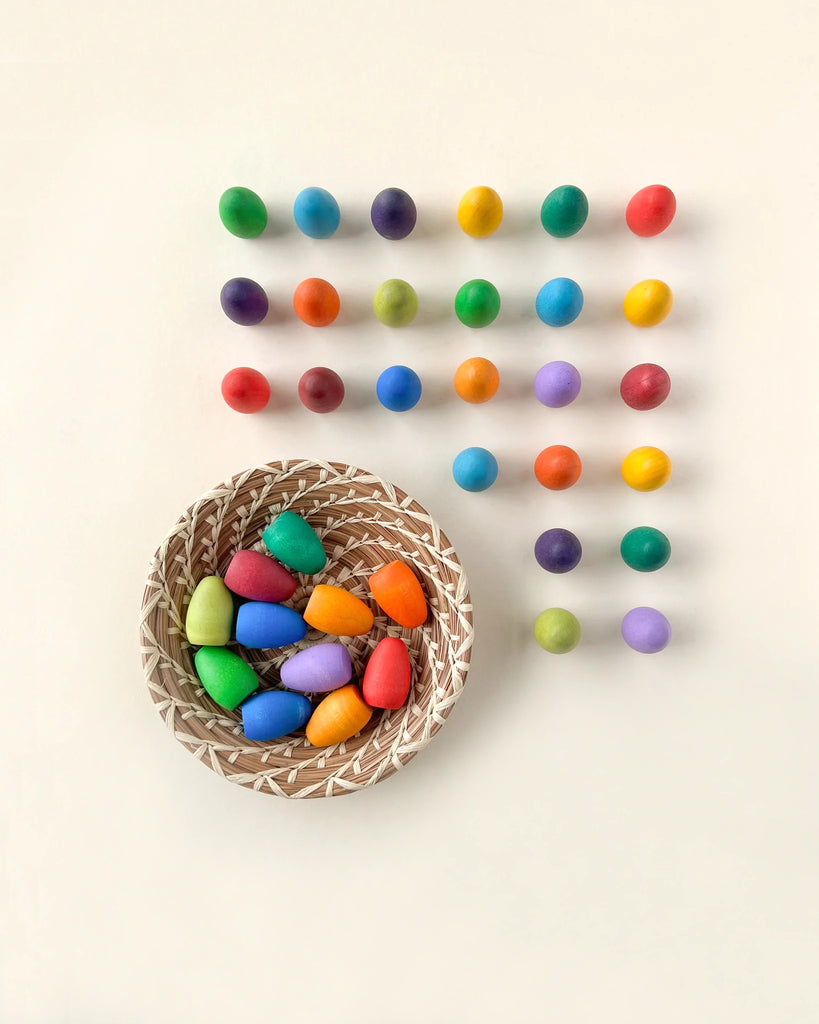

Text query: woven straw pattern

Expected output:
[138,460,473,798]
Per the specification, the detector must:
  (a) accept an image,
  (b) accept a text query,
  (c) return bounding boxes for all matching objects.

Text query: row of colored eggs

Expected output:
[221,361,671,414]
[534,606,672,654]
[536,527,670,573]
[453,445,671,492]
[220,184,676,240]
[220,275,674,328]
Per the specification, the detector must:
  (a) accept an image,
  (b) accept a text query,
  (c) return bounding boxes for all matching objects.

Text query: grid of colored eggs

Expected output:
[185,510,429,744]
[216,183,680,654]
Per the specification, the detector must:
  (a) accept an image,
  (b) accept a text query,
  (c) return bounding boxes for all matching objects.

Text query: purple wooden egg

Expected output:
[280,643,353,693]
[534,528,582,573]
[534,361,581,408]
[220,277,269,325]
[371,188,417,240]
[621,606,671,653]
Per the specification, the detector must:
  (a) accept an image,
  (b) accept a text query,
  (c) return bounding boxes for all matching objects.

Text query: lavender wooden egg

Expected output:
[280,643,353,693]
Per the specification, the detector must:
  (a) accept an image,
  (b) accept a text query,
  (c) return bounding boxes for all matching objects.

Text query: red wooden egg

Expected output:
[620,363,671,410]
[625,185,676,237]
[298,367,345,413]
[221,367,270,413]
[224,550,297,603]
[362,637,412,710]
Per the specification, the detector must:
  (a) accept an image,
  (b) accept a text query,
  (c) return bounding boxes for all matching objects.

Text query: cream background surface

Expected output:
[1,2,818,1021]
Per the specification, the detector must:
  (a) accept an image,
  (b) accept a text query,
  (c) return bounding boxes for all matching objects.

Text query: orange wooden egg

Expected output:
[453,357,500,404]
[293,277,340,327]
[305,684,373,746]
[303,584,374,636]
[534,445,582,490]
[369,560,427,628]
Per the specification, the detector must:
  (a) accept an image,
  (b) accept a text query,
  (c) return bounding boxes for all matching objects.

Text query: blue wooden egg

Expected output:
[452,447,498,491]
[235,602,307,649]
[535,278,583,326]
[241,690,313,741]
[293,186,341,238]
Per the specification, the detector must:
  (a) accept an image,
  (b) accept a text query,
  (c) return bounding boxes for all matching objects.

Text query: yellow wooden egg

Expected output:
[457,186,503,238]
[305,684,373,746]
[623,279,673,327]
[621,446,672,491]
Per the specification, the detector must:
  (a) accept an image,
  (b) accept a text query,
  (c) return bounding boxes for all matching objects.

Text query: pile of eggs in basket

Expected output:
[185,510,426,746]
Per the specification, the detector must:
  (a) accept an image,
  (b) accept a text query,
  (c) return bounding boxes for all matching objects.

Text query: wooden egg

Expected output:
[262,510,327,575]
[280,643,353,693]
[241,690,313,741]
[305,684,373,746]
[185,576,234,646]
[303,584,374,636]
[457,185,503,237]
[621,446,672,491]
[362,637,412,709]
[623,279,673,327]
[224,550,297,603]
[235,602,307,649]
[193,646,259,710]
[369,561,427,628]
[626,185,676,237]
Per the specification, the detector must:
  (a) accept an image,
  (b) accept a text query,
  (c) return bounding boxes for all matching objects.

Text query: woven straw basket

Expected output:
[138,459,474,798]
